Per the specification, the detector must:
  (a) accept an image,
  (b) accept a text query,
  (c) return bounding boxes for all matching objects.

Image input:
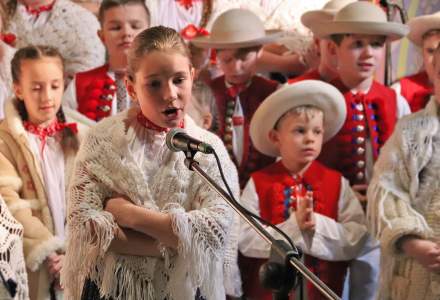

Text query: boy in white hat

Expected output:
[307,2,410,299]
[289,0,356,84]
[392,11,440,112]
[368,45,440,300]
[191,9,280,188]
[239,80,368,300]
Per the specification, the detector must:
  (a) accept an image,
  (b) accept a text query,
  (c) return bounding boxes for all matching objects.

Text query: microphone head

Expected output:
[166,128,186,152]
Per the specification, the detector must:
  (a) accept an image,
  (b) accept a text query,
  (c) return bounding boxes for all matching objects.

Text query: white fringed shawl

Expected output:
[367,97,439,299]
[61,108,239,300]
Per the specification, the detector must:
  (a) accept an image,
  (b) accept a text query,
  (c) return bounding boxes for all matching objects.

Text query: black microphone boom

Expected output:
[166,128,214,154]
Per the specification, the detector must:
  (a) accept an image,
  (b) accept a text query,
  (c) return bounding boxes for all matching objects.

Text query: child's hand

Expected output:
[45,253,64,280]
[352,184,368,206]
[295,191,315,231]
[105,196,136,228]
[401,238,440,272]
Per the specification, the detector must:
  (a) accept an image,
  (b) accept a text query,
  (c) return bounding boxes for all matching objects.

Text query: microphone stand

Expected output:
[182,150,340,300]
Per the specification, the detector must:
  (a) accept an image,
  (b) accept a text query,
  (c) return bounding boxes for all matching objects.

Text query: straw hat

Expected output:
[301,0,357,30]
[309,1,408,41]
[250,80,346,157]
[191,9,282,49]
[407,12,440,47]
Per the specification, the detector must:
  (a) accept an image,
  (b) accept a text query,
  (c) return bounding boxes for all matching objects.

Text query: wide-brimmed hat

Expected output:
[250,80,346,157]
[191,9,282,49]
[301,0,356,30]
[309,1,408,41]
[407,12,440,47]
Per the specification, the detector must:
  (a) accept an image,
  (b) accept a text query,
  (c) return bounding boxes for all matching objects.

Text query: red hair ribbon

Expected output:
[180,24,209,40]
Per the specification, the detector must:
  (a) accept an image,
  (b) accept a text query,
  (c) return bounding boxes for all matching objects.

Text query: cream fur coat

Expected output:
[368,97,440,300]
[0,101,87,300]
[61,108,240,300]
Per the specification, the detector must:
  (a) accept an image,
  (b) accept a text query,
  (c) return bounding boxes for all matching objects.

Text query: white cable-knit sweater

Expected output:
[61,108,241,300]
[368,97,440,300]
[7,0,105,78]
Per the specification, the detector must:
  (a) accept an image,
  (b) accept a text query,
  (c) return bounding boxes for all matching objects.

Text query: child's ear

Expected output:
[13,83,23,100]
[327,40,338,57]
[125,77,137,102]
[268,128,280,146]
[97,29,105,44]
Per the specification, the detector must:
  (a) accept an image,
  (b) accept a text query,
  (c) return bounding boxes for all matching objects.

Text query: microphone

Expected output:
[166,128,214,154]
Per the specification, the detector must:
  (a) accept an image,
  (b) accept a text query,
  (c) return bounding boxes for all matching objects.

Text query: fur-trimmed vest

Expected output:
[399,71,432,113]
[210,75,277,188]
[319,79,397,185]
[240,161,348,300]
[75,65,117,121]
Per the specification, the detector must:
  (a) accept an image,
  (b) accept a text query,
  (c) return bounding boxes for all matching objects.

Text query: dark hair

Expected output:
[11,45,79,152]
[127,26,191,81]
[6,0,16,17]
[217,45,262,58]
[422,29,440,43]
[98,0,150,25]
[329,33,386,46]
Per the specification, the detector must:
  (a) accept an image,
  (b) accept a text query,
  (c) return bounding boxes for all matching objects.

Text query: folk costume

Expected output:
[239,81,368,300]
[61,108,240,300]
[306,3,410,299]
[0,42,15,119]
[7,0,105,78]
[392,12,440,112]
[192,9,281,188]
[368,97,440,300]
[63,65,131,122]
[0,101,86,300]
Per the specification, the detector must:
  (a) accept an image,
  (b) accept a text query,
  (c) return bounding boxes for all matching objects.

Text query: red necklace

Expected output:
[136,112,184,132]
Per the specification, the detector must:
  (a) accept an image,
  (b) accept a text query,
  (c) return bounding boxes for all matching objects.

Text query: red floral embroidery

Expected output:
[24,119,77,152]
[1,33,16,46]
[175,0,202,9]
[180,24,209,40]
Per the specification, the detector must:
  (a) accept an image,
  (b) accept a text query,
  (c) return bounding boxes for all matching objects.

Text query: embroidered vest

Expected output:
[240,161,348,300]
[210,75,277,188]
[319,79,397,185]
[75,65,116,121]
[399,71,432,112]
[288,68,321,84]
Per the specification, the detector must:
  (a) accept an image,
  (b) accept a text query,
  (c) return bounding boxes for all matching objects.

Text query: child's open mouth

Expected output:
[162,107,182,120]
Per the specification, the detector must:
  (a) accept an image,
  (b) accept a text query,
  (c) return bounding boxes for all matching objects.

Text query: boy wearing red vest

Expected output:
[288,0,355,84]
[308,2,410,299]
[239,80,368,300]
[63,0,149,122]
[392,12,440,112]
[192,9,280,188]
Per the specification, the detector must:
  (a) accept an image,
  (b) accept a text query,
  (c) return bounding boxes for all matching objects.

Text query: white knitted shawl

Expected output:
[367,97,440,299]
[0,196,28,300]
[61,108,239,300]
[7,0,105,77]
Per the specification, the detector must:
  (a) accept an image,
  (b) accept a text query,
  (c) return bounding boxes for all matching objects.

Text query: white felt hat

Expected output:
[250,80,346,157]
[309,1,408,42]
[191,9,282,49]
[407,12,440,47]
[301,0,357,30]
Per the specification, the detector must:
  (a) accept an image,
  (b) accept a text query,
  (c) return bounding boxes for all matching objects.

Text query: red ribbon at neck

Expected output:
[137,112,184,133]
[175,0,202,9]
[227,83,248,98]
[25,1,56,16]
[180,24,209,40]
[24,119,78,153]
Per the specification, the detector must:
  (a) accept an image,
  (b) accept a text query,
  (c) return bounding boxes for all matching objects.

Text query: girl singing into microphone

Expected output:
[62,26,241,300]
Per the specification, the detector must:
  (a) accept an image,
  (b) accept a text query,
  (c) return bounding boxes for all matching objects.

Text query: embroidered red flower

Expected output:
[176,0,202,9]
[1,33,16,47]
[180,24,209,40]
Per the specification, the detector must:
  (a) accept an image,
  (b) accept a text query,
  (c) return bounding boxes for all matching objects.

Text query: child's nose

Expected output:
[163,82,178,101]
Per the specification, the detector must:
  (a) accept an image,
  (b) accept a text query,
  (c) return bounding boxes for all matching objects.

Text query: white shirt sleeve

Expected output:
[239,177,368,261]
[63,77,78,111]
[396,93,411,118]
